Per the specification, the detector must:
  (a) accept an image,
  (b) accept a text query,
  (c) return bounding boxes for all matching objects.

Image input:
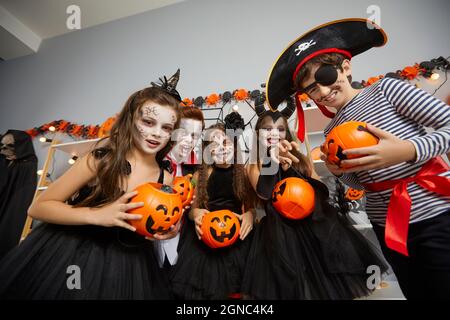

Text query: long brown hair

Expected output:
[74,87,181,207]
[194,123,256,212]
[252,114,312,177]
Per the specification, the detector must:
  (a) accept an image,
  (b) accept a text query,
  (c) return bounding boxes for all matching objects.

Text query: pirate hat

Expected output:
[265,18,387,141]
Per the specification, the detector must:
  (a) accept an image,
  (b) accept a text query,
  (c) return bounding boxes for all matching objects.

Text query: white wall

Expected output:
[0,0,449,175]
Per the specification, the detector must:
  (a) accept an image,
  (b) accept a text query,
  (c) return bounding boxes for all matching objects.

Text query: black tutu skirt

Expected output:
[0,222,172,300]
[170,219,253,300]
[242,175,389,300]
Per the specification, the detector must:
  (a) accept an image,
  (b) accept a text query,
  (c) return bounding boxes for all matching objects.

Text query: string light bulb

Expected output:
[39,137,53,143]
[48,126,56,132]
[37,169,43,176]
[430,73,440,81]
[68,155,78,165]
[232,105,239,112]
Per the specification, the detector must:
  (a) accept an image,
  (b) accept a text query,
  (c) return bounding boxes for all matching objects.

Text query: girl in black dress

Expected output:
[170,114,257,299]
[242,97,389,300]
[0,72,183,299]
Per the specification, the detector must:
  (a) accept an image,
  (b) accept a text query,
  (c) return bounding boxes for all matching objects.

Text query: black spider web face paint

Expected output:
[142,105,159,118]
[137,124,148,139]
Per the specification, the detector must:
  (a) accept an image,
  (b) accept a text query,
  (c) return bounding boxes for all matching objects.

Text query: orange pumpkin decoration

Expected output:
[201,210,240,249]
[98,116,117,137]
[345,188,365,201]
[271,177,315,220]
[127,183,183,238]
[322,121,379,168]
[172,174,195,207]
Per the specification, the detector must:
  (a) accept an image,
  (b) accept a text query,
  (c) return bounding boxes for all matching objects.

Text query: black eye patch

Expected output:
[301,64,339,93]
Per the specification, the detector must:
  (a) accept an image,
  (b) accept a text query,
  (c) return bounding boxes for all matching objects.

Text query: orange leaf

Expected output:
[181,98,193,107]
[206,93,220,106]
[234,89,249,101]
[366,76,382,86]
[401,66,419,80]
[298,93,310,102]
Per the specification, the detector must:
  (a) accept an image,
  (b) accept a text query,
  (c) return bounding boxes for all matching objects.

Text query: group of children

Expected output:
[0,18,448,300]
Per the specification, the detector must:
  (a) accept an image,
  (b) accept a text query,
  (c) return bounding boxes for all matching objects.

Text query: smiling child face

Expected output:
[134,102,177,155]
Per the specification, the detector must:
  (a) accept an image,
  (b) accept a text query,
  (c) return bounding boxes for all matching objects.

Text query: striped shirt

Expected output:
[324,77,450,226]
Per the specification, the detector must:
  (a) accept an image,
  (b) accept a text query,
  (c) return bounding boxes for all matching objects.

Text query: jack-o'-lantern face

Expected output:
[200,210,240,249]
[127,183,183,238]
[172,174,195,207]
[323,121,379,168]
[345,188,365,201]
[272,177,315,220]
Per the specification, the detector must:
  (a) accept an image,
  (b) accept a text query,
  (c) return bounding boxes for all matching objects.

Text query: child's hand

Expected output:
[146,219,182,241]
[182,195,196,212]
[88,190,143,232]
[193,208,209,240]
[339,124,417,172]
[234,211,254,240]
[270,140,300,170]
[320,151,345,177]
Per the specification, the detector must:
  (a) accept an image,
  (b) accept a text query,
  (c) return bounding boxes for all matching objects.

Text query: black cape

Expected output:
[0,130,37,259]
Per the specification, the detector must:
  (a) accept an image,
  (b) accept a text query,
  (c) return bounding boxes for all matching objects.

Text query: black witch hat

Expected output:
[151,68,182,101]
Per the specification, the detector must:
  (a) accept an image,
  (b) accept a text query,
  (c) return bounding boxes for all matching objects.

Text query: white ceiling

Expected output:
[0,0,183,39]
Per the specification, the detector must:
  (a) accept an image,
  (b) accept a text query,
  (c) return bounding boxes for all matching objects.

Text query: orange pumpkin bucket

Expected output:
[127,183,183,238]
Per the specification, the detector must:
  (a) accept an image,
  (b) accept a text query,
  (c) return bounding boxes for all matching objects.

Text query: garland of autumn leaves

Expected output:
[26,57,449,140]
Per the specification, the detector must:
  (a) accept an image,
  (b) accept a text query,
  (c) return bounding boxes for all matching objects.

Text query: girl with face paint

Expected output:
[170,116,258,300]
[241,97,389,300]
[0,72,184,299]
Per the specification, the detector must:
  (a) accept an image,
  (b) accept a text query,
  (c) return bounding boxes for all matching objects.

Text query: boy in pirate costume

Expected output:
[266,18,450,299]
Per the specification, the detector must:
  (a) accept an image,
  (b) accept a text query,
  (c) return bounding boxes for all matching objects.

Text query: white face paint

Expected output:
[135,102,177,155]
[171,118,203,162]
[258,117,287,148]
[209,129,234,165]
[0,134,15,160]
